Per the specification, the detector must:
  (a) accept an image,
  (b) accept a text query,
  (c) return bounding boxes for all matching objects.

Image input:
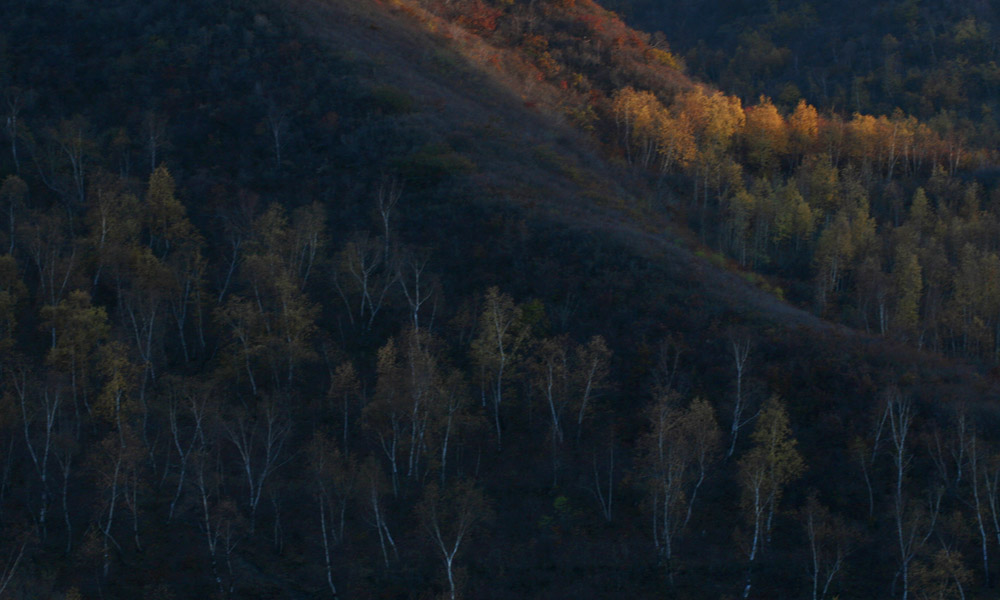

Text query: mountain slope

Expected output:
[288,0,835,333]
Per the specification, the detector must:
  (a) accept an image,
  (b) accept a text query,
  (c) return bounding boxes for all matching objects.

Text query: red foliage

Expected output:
[456,1,503,34]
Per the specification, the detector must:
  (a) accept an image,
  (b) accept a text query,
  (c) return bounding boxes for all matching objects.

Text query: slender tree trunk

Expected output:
[60,451,72,554]
[970,434,990,585]
[445,555,456,600]
[102,451,122,577]
[319,501,339,598]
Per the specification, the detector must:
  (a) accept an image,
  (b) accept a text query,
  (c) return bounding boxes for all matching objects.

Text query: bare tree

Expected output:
[852,400,891,518]
[290,202,327,289]
[642,395,720,583]
[308,434,356,599]
[885,389,940,600]
[89,342,140,578]
[418,480,492,600]
[400,328,439,481]
[118,250,168,405]
[144,110,167,174]
[436,368,474,484]
[192,445,228,598]
[590,426,616,522]
[327,361,360,453]
[266,103,288,169]
[376,175,402,261]
[93,432,125,578]
[574,335,611,442]
[802,494,855,600]
[951,407,969,486]
[0,531,26,598]
[397,248,437,333]
[651,335,684,398]
[223,399,290,533]
[361,457,398,568]
[366,338,406,496]
[532,337,569,485]
[471,287,530,450]
[981,445,1000,582]
[727,334,754,458]
[215,196,254,304]
[3,88,25,173]
[215,297,263,397]
[19,210,78,312]
[966,428,990,586]
[12,368,59,540]
[683,397,721,528]
[165,242,205,363]
[166,380,207,521]
[53,428,76,554]
[887,390,915,600]
[53,116,90,204]
[332,232,397,330]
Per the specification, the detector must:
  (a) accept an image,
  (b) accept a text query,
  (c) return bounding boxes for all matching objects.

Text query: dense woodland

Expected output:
[607,0,1000,130]
[0,0,1000,599]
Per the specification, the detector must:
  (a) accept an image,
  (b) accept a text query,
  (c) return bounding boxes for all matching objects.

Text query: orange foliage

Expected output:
[611,87,696,172]
[743,96,788,172]
[521,34,560,77]
[676,86,744,152]
[788,100,819,158]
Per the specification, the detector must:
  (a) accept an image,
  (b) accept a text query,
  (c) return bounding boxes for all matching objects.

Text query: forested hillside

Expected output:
[0,0,998,599]
[607,0,1000,143]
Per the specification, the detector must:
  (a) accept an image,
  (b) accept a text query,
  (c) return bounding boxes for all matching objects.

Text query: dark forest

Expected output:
[1,0,1000,598]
